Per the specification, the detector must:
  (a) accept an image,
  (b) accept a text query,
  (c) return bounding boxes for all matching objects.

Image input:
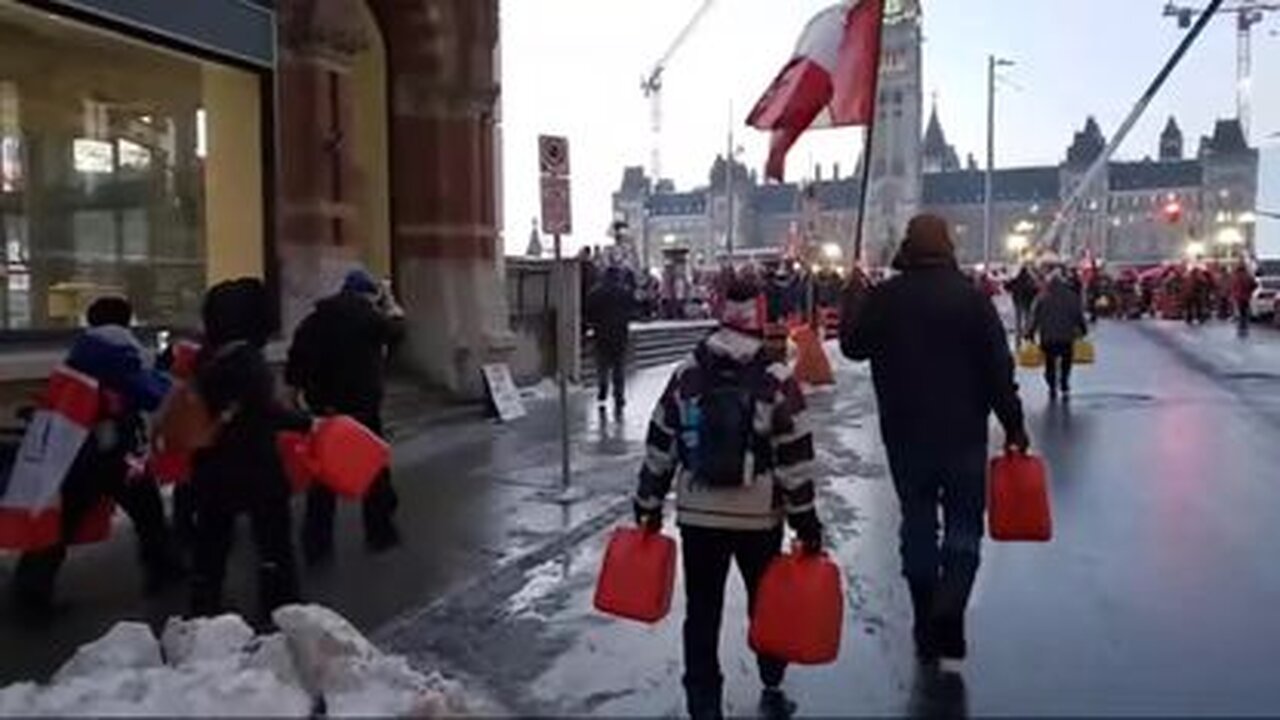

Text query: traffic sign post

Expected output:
[539,135,576,499]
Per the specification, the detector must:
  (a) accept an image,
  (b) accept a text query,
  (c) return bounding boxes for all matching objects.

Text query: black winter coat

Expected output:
[192,342,306,512]
[1030,283,1087,345]
[586,282,634,355]
[840,266,1025,456]
[286,291,403,416]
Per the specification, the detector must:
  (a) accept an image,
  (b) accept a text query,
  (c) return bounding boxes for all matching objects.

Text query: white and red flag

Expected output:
[0,366,101,550]
[746,0,885,181]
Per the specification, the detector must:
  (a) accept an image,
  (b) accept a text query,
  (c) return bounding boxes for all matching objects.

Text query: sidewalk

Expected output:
[0,363,675,686]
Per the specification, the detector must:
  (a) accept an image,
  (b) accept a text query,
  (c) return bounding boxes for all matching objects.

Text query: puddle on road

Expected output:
[1062,391,1159,410]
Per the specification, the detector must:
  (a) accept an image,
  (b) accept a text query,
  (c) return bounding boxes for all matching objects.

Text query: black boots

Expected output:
[930,552,979,660]
[759,687,797,720]
[908,580,939,662]
[685,684,723,720]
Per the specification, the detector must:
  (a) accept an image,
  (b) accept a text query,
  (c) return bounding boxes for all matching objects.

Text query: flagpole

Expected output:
[851,2,887,266]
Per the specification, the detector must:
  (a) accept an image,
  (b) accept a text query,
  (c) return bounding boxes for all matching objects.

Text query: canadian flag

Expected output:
[0,366,106,551]
[747,0,885,181]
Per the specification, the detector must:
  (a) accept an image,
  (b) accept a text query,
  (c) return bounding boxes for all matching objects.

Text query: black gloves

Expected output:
[789,510,824,554]
[633,500,662,532]
[1006,426,1031,454]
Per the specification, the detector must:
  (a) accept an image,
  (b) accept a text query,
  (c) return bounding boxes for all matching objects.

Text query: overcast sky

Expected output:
[499,0,1280,255]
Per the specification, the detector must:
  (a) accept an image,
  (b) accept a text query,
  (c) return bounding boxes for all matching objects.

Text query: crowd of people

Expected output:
[578,247,846,327]
[6,269,405,625]
[1002,259,1261,336]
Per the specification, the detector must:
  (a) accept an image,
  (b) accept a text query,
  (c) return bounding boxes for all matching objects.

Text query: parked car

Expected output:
[1249,276,1280,320]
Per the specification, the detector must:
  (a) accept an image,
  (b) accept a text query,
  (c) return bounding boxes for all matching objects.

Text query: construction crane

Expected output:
[642,0,718,181]
[1163,1,1280,140]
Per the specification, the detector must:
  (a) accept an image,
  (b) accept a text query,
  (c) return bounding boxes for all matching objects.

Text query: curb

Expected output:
[372,493,630,646]
[369,493,632,712]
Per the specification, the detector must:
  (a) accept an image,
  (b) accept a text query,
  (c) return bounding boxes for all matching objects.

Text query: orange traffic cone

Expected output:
[791,325,835,386]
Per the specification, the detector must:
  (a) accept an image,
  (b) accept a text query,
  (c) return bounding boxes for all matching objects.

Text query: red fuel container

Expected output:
[71,499,115,545]
[310,416,389,499]
[276,431,316,494]
[988,451,1053,541]
[749,548,843,665]
[149,447,192,485]
[594,526,676,623]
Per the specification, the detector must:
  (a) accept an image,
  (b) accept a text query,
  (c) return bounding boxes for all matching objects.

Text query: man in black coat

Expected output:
[287,269,404,566]
[840,214,1029,663]
[1028,273,1088,400]
[586,266,634,410]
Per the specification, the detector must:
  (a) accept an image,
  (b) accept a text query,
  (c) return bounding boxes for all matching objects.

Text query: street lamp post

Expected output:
[984,55,1015,267]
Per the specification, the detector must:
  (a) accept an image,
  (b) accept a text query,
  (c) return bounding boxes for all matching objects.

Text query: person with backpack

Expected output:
[286,269,403,566]
[183,278,306,620]
[633,277,823,720]
[10,297,180,617]
[841,214,1028,663]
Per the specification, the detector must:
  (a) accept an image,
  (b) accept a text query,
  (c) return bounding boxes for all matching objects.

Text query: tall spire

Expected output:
[922,95,959,173]
[1159,116,1184,161]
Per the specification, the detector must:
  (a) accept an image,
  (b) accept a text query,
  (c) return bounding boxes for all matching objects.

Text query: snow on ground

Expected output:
[0,605,476,717]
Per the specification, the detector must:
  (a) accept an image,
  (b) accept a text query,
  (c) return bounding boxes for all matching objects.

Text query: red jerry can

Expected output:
[276,431,316,494]
[149,446,192,485]
[310,416,390,499]
[594,526,676,623]
[71,499,115,545]
[988,451,1053,541]
[749,547,844,665]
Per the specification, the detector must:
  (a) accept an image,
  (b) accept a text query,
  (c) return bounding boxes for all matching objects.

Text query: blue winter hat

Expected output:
[342,269,380,296]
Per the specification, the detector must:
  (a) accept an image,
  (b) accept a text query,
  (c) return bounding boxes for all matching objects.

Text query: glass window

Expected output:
[0,3,263,331]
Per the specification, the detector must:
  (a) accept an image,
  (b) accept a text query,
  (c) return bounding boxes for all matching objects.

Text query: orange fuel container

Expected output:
[310,416,390,499]
[749,548,843,664]
[594,526,676,623]
[988,451,1053,541]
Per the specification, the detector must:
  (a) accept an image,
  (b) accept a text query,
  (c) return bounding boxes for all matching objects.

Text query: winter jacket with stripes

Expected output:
[634,328,819,532]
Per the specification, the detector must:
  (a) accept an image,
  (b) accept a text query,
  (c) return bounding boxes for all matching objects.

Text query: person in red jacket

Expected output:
[1230,261,1259,337]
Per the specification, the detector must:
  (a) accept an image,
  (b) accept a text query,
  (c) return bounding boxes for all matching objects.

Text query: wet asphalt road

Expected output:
[383,320,1280,717]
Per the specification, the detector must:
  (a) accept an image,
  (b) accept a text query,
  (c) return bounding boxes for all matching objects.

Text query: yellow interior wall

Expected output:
[353,1,391,278]
[203,63,263,284]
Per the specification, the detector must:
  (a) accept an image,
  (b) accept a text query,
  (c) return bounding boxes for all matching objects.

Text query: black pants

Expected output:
[13,456,173,608]
[1013,303,1032,340]
[680,525,786,709]
[888,446,986,587]
[188,420,302,620]
[595,346,626,405]
[1237,300,1251,337]
[190,494,298,619]
[302,412,398,557]
[1041,341,1073,393]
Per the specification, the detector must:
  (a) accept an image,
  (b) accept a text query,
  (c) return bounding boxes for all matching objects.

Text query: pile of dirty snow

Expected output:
[0,605,473,717]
